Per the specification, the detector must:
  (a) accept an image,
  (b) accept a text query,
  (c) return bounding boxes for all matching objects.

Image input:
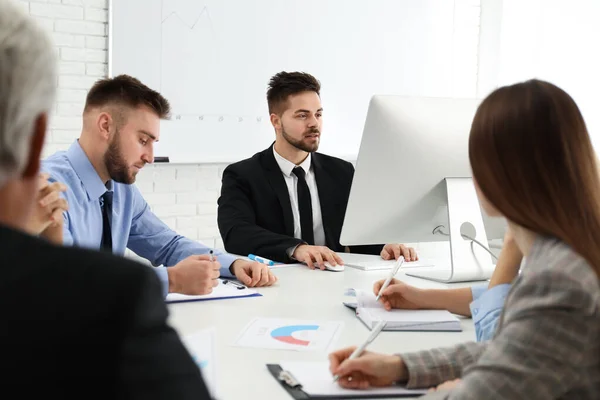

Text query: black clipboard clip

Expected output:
[221,279,247,290]
[278,369,302,389]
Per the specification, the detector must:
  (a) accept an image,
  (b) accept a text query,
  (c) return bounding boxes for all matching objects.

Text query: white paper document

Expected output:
[279,361,427,397]
[234,318,343,352]
[181,328,218,398]
[345,289,462,332]
[166,280,261,303]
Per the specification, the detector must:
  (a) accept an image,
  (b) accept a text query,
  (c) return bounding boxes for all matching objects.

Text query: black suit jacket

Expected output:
[217,145,383,263]
[0,225,211,399]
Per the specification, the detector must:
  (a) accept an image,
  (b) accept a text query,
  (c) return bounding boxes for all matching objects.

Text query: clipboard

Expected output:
[267,364,425,399]
[267,365,311,400]
[166,280,262,303]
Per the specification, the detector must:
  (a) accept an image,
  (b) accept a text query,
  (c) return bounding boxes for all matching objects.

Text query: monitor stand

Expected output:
[406,177,494,283]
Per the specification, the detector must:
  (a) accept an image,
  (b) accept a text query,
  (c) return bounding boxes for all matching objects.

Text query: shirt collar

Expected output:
[272,146,312,178]
[66,140,111,200]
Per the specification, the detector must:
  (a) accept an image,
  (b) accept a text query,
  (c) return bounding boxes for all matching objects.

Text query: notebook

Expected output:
[344,288,462,332]
[166,279,262,303]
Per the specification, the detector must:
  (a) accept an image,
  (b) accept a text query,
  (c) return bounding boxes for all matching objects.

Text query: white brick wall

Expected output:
[19,0,227,249]
[18,0,484,256]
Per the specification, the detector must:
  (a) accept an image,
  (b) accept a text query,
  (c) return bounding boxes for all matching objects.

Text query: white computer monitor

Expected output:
[340,95,507,283]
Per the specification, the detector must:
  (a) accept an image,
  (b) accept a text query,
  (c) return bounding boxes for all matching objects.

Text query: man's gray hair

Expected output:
[0,1,57,187]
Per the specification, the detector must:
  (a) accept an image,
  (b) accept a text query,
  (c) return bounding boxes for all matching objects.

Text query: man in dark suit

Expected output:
[218,72,417,269]
[0,2,211,397]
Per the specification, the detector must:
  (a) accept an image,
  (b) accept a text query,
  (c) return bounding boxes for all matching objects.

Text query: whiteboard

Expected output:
[110,0,478,163]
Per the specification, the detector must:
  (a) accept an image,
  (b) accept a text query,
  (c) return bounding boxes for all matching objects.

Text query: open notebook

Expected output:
[344,288,462,332]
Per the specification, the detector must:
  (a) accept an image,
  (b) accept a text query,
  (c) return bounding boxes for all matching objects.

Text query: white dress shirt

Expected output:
[273,147,326,246]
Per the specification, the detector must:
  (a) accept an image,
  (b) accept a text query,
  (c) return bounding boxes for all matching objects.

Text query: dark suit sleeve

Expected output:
[349,243,385,255]
[217,165,302,263]
[117,264,211,400]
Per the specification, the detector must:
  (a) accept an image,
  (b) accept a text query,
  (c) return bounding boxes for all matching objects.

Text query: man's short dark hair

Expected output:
[267,71,321,115]
[84,74,171,119]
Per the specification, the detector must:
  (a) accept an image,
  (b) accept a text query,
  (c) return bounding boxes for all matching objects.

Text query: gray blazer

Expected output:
[401,236,600,399]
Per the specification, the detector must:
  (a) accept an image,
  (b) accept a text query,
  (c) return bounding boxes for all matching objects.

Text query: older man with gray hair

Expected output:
[0,1,211,397]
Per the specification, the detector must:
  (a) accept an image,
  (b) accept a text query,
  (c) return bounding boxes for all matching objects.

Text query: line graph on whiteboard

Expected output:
[158,1,266,124]
[161,5,215,31]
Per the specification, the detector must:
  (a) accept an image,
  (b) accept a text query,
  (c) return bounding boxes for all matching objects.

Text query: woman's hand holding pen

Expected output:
[373,278,424,311]
[328,348,407,389]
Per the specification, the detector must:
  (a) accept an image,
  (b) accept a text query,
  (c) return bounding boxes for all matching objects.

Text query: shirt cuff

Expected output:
[286,243,303,260]
[470,283,489,301]
[154,266,169,298]
[469,283,511,325]
[217,252,237,278]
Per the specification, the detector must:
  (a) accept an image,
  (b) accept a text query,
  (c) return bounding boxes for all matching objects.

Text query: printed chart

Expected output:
[234,318,343,352]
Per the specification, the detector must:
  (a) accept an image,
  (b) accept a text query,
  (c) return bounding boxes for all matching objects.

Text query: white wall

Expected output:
[18,0,482,256]
[496,0,600,150]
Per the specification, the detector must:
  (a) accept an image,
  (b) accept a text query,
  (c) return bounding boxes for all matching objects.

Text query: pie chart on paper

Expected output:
[234,318,344,352]
[270,325,319,346]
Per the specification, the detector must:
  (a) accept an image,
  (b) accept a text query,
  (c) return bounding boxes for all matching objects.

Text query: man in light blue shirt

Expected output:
[42,75,277,296]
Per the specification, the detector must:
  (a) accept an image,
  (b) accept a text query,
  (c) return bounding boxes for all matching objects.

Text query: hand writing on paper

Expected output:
[292,245,344,270]
[373,278,422,311]
[328,347,407,389]
[168,255,220,295]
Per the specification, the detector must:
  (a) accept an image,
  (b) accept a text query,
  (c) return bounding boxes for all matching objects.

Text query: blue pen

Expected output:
[248,254,275,266]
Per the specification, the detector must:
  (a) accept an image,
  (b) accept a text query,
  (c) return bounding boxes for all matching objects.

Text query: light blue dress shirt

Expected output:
[469,283,512,342]
[41,140,236,296]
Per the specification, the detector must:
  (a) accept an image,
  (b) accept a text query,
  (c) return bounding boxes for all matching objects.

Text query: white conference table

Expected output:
[167,255,483,400]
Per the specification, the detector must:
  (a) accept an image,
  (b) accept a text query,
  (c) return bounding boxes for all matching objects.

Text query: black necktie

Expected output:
[100,191,113,252]
[292,167,315,245]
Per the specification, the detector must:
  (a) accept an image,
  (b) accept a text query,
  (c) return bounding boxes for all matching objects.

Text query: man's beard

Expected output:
[281,124,320,153]
[104,130,135,184]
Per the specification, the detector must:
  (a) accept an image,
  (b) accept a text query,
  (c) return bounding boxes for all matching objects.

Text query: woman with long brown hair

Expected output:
[328,79,600,399]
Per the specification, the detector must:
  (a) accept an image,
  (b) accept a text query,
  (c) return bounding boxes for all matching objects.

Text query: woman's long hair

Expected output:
[469,79,600,276]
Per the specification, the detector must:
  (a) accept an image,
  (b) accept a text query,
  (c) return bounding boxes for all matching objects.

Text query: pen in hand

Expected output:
[209,250,214,262]
[333,320,387,382]
[375,256,404,302]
